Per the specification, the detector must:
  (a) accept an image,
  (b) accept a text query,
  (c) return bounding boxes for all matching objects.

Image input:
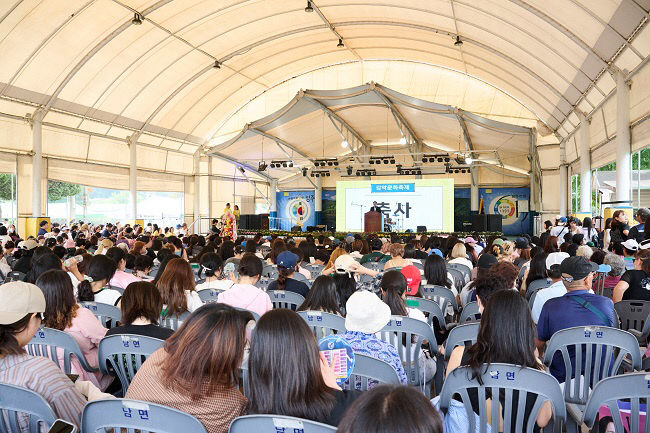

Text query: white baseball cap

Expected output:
[622,239,639,251]
[344,290,390,334]
[546,252,569,270]
[0,281,45,325]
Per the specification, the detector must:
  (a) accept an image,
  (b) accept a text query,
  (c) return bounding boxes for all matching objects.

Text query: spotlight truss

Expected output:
[269,160,294,168]
[397,165,422,176]
[355,169,376,177]
[369,156,395,165]
[422,153,450,163]
[313,158,339,167]
[258,161,268,172]
[310,170,331,178]
[446,165,470,174]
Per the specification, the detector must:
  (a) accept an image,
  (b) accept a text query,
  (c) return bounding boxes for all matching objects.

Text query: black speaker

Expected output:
[417,225,427,232]
[471,214,502,232]
[306,226,317,232]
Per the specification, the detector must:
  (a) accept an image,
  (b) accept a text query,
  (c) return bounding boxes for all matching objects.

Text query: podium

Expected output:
[364,211,383,233]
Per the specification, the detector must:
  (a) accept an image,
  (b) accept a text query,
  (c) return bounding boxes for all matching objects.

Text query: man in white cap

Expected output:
[530,252,569,323]
[341,290,407,384]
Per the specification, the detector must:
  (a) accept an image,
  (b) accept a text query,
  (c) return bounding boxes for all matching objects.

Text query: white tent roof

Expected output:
[0,0,648,183]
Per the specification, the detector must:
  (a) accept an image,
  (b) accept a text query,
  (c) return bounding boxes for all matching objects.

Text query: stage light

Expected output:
[238,167,245,174]
[390,158,395,164]
[369,159,375,164]
[213,60,221,69]
[333,160,339,166]
[341,140,349,148]
[281,162,287,167]
[337,38,344,48]
[289,161,294,167]
[383,158,389,164]
[132,13,143,25]
[305,1,314,12]
[326,172,331,176]
[444,157,450,162]
[454,35,463,46]
[399,136,407,145]
[302,167,308,176]
[437,157,443,162]
[258,161,267,172]
[347,166,353,175]
[327,161,333,166]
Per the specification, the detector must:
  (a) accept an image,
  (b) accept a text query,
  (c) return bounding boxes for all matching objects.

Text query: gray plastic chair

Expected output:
[80,301,122,329]
[444,321,480,361]
[420,284,458,315]
[343,353,402,391]
[159,311,191,331]
[25,327,98,373]
[229,415,336,433]
[525,278,551,300]
[543,325,642,432]
[98,334,165,396]
[447,262,471,283]
[614,300,650,338]
[298,310,346,340]
[362,261,384,272]
[378,315,439,397]
[81,398,208,433]
[412,260,424,271]
[405,296,446,330]
[262,265,278,279]
[107,284,124,295]
[447,268,465,291]
[582,372,650,433]
[439,363,566,433]
[0,383,57,433]
[528,290,538,311]
[197,288,225,304]
[255,278,271,290]
[459,301,480,323]
[293,272,308,282]
[234,307,261,322]
[267,290,305,310]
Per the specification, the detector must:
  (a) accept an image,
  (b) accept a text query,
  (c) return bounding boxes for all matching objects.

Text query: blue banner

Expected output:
[276,191,315,231]
[480,187,530,235]
[371,183,415,193]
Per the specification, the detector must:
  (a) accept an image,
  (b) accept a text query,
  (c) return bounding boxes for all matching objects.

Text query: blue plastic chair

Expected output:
[159,311,191,331]
[0,383,57,433]
[405,297,446,330]
[443,321,480,362]
[80,301,122,329]
[267,290,305,310]
[582,372,650,433]
[342,353,401,391]
[543,325,642,433]
[25,327,98,373]
[81,399,208,433]
[446,268,465,291]
[293,272,308,283]
[297,310,346,340]
[197,289,225,304]
[229,415,336,433]
[439,363,566,433]
[459,301,480,323]
[420,285,458,315]
[98,334,165,396]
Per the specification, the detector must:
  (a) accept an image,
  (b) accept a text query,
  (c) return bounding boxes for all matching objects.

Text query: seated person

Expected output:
[267,251,309,297]
[217,253,272,317]
[360,238,390,264]
[297,275,342,316]
[603,253,624,289]
[613,249,650,302]
[195,253,235,292]
[531,252,570,323]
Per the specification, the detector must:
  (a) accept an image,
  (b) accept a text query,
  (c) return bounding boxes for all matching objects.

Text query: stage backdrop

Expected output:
[335,179,454,232]
[276,190,316,229]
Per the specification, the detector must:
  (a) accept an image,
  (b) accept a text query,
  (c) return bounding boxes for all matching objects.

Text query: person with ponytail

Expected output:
[195,252,235,292]
[105,246,140,289]
[77,254,122,307]
[267,250,309,298]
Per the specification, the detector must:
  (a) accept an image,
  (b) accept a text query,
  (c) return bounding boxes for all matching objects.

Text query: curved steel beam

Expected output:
[209,150,275,182]
[372,85,423,161]
[249,128,311,160]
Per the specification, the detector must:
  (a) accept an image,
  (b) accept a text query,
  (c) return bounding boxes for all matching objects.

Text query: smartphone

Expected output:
[48,419,77,433]
[66,374,79,383]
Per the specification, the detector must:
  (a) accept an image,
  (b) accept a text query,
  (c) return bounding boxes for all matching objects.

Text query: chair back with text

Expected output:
[342,353,402,391]
[298,311,346,340]
[614,300,650,334]
[229,415,336,433]
[525,279,551,300]
[267,290,305,310]
[447,262,471,283]
[362,261,384,272]
[420,285,458,315]
[198,289,225,304]
[406,297,446,330]
[0,383,56,433]
[98,334,165,396]
[81,399,208,433]
[439,363,566,433]
[26,327,98,373]
[459,301,480,323]
[80,301,122,329]
[444,322,480,362]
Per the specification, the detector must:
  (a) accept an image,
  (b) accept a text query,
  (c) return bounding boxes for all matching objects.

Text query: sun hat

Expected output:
[514,237,529,249]
[64,239,76,249]
[401,265,422,295]
[18,239,38,250]
[622,239,639,251]
[546,252,569,270]
[493,238,504,246]
[0,281,45,325]
[463,237,477,244]
[344,290,391,334]
[335,254,358,275]
[276,251,298,269]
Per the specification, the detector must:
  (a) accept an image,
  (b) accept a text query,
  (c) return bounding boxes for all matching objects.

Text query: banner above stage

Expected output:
[336,179,454,232]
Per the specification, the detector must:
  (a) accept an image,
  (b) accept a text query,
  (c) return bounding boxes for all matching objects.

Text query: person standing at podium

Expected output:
[369,201,381,213]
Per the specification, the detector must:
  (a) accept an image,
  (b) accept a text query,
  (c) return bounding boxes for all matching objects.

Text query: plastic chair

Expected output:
[0,383,57,432]
[377,315,439,397]
[412,260,424,271]
[298,310,346,340]
[362,261,384,272]
[459,301,480,323]
[582,372,650,433]
[229,415,336,433]
[107,284,124,295]
[447,262,471,283]
[234,307,261,322]
[405,297,446,330]
[342,353,402,391]
[443,321,480,361]
[81,398,208,433]
[592,269,610,297]
[439,363,566,433]
[528,290,538,311]
[80,301,122,329]
[98,334,165,396]
[262,265,278,279]
[25,327,98,373]
[447,268,465,291]
[255,278,271,290]
[267,290,305,310]
[543,325,642,432]
[293,272,308,282]
[614,300,650,338]
[197,289,225,304]
[420,285,458,315]
[525,278,551,300]
[159,311,191,331]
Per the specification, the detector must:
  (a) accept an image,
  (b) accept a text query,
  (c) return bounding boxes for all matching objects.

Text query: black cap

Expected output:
[515,237,529,249]
[572,233,584,244]
[560,256,599,282]
[477,253,498,269]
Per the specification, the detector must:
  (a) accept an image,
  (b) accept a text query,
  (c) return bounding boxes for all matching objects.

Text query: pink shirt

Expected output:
[60,306,112,390]
[217,283,272,318]
[109,270,141,289]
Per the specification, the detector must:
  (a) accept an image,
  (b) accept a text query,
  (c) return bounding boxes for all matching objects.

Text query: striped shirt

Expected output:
[0,353,86,431]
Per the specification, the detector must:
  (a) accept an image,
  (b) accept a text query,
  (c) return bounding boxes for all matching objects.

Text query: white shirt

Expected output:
[531,280,567,323]
[550,225,568,244]
[449,257,473,271]
[94,288,122,306]
[407,307,427,323]
[186,290,204,312]
[195,279,235,292]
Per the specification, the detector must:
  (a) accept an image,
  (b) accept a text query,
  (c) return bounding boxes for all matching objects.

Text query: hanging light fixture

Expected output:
[305,1,314,12]
[337,38,344,48]
[132,12,143,25]
[399,136,407,145]
[213,61,221,69]
[454,35,463,46]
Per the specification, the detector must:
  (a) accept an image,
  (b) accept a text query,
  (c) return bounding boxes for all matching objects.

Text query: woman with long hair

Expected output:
[126,304,252,433]
[105,246,140,289]
[37,269,113,390]
[156,258,203,316]
[543,236,560,254]
[582,217,599,245]
[76,254,122,306]
[609,210,630,246]
[297,275,341,315]
[423,254,453,291]
[447,290,553,430]
[520,252,548,294]
[268,251,309,297]
[248,309,360,426]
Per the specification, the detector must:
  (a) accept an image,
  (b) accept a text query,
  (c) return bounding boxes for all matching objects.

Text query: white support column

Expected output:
[193,151,200,234]
[578,112,591,214]
[128,135,137,220]
[470,166,479,213]
[315,176,323,225]
[559,139,568,216]
[32,110,43,217]
[615,69,631,203]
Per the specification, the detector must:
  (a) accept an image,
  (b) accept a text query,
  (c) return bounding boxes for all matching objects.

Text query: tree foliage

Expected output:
[0,174,13,201]
[47,180,81,202]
